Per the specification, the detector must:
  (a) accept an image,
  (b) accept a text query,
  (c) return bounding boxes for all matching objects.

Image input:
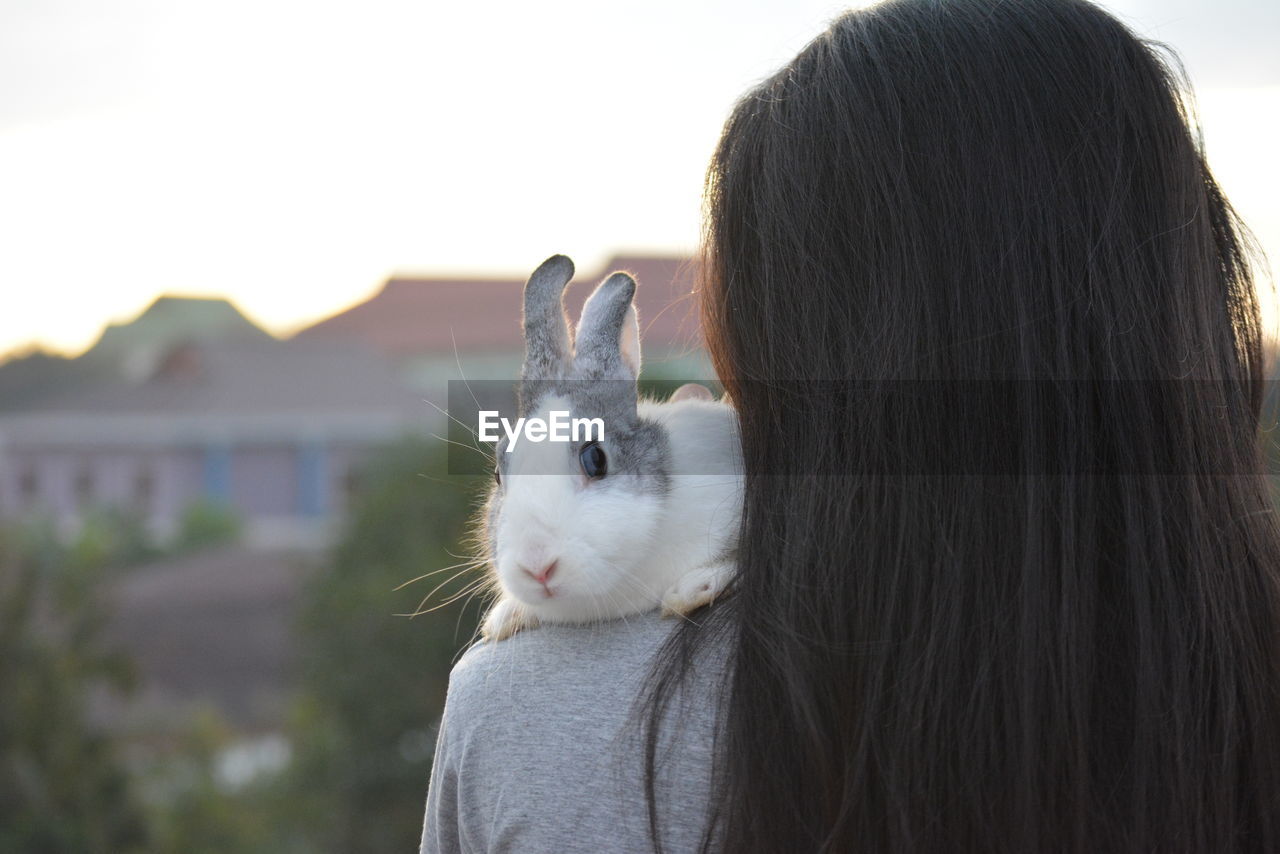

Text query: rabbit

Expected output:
[478,254,743,642]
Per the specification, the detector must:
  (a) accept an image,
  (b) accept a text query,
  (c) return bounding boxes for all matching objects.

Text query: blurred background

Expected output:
[0,1,1276,852]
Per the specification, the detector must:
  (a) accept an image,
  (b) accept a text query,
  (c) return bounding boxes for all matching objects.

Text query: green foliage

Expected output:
[173,498,242,552]
[0,436,486,853]
[10,513,67,574]
[69,505,162,572]
[139,710,296,854]
[279,435,487,853]
[0,524,150,853]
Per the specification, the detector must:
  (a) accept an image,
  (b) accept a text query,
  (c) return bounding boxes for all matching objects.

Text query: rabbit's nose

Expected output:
[521,560,558,585]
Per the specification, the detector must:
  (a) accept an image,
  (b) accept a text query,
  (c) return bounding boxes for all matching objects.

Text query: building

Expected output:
[93,545,312,741]
[294,253,710,389]
[0,253,704,548]
[0,334,424,548]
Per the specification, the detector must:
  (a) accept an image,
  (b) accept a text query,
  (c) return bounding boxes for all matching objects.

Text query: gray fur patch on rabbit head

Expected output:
[516,256,668,481]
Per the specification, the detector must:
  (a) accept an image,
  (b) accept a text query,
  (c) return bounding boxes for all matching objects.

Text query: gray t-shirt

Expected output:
[419,608,728,853]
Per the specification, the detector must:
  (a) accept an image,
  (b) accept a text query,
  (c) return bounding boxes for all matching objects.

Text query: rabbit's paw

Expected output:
[661,561,735,617]
[481,596,538,642]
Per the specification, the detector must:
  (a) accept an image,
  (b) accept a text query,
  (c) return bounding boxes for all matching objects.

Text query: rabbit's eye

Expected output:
[493,465,501,486]
[579,442,608,480]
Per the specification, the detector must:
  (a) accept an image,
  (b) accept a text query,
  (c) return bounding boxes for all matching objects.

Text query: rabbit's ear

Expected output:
[618,303,641,378]
[521,254,574,382]
[574,271,641,380]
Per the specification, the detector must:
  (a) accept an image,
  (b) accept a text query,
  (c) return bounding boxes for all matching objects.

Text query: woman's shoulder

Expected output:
[446,607,716,713]
[428,609,727,853]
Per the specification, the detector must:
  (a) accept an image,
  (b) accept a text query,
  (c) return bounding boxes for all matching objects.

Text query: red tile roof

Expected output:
[96,545,308,733]
[293,254,703,359]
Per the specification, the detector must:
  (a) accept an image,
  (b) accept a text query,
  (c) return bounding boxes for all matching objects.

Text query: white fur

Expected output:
[482,395,742,641]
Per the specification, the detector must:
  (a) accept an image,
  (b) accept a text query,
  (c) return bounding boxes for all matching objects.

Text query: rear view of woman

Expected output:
[425,1,1280,850]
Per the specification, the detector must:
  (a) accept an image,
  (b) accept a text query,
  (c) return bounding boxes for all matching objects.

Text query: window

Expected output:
[73,465,95,509]
[18,466,38,508]
[133,466,155,513]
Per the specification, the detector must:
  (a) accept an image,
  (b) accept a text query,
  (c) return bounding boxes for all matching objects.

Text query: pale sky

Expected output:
[1,0,1277,360]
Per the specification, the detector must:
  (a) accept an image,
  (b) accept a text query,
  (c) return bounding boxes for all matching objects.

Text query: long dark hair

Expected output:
[643,0,1280,851]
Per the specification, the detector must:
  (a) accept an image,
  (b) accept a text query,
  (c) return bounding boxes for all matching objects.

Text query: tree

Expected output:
[172,498,242,553]
[280,435,487,853]
[0,524,151,853]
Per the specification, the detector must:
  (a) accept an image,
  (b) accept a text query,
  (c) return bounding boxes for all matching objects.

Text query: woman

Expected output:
[423,0,1280,851]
